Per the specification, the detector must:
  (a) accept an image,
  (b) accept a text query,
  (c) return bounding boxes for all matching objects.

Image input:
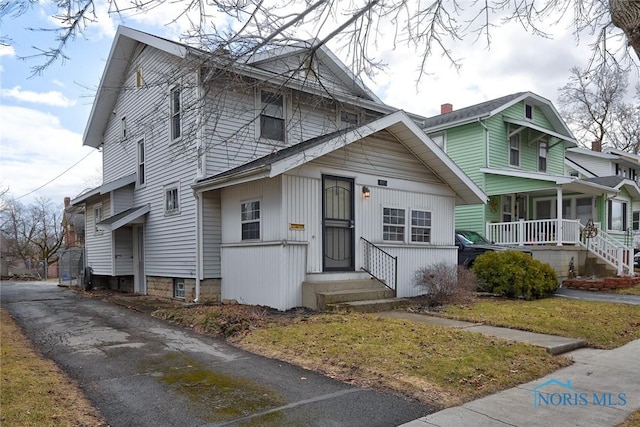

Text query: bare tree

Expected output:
[558,66,640,152]
[2,0,639,78]
[0,196,64,278]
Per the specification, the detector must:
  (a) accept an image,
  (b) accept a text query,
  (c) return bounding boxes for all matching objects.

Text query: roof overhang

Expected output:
[503,117,577,147]
[69,173,136,206]
[96,204,150,232]
[195,111,487,205]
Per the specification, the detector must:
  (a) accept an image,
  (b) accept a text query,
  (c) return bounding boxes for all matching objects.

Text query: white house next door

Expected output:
[322,175,355,271]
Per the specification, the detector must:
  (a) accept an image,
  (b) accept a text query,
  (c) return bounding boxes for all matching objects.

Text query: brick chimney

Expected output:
[591,140,602,152]
[441,103,453,114]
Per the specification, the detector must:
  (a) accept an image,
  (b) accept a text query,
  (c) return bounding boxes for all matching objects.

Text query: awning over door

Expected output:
[96,204,150,231]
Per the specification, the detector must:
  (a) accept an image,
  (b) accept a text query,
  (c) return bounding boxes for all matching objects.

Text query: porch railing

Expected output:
[486,219,582,246]
[486,219,633,276]
[360,237,397,294]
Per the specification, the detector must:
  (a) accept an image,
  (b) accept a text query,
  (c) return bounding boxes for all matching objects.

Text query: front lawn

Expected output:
[617,284,640,296]
[439,297,640,349]
[232,314,570,408]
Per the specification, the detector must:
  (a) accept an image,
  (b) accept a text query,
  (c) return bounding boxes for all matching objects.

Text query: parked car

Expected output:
[455,229,532,268]
[634,251,640,269]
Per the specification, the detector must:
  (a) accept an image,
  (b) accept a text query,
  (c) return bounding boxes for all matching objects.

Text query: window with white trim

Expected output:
[339,110,359,129]
[137,139,145,186]
[170,86,181,141]
[164,184,180,215]
[121,116,127,140]
[608,200,627,231]
[525,104,534,120]
[173,278,185,299]
[509,133,520,167]
[410,210,431,242]
[383,207,405,242]
[633,211,640,231]
[241,200,260,240]
[94,204,103,233]
[260,90,284,141]
[538,140,547,172]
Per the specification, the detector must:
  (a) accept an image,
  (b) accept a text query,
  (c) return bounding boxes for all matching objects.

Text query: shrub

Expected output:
[412,263,477,307]
[472,250,558,299]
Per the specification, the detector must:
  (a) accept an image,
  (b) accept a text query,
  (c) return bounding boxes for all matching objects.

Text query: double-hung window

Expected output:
[509,133,520,167]
[137,139,145,186]
[410,210,431,243]
[538,140,547,172]
[383,208,405,242]
[164,184,180,215]
[94,204,103,233]
[525,104,534,120]
[633,211,640,231]
[241,200,260,240]
[170,87,181,141]
[608,200,627,231]
[260,90,284,141]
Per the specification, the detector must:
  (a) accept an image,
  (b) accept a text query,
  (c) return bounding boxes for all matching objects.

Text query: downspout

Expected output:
[194,189,202,303]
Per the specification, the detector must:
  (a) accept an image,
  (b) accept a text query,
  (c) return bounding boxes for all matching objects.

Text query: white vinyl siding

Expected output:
[202,190,222,278]
[85,198,112,275]
[114,227,134,275]
[112,185,134,215]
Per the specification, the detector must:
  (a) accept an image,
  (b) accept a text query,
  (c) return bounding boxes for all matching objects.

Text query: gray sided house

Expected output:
[424,93,639,276]
[71,26,485,310]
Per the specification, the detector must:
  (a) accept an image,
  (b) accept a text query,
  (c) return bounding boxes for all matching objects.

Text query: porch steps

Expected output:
[316,288,395,308]
[302,274,398,311]
[326,297,410,313]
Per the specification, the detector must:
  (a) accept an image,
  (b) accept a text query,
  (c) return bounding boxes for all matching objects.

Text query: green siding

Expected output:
[441,122,486,189]
[485,174,555,195]
[454,204,486,234]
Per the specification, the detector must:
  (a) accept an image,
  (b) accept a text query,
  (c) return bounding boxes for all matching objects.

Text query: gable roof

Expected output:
[422,92,576,146]
[84,26,406,148]
[194,111,487,205]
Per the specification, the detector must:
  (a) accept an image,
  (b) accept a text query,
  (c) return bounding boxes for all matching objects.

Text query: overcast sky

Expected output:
[0,1,636,207]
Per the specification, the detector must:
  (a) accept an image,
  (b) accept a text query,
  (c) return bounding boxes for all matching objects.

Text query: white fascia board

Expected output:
[100,173,137,194]
[503,117,577,146]
[564,158,597,178]
[480,167,572,184]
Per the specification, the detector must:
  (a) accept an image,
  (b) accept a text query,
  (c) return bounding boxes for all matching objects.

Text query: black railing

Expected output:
[360,237,397,294]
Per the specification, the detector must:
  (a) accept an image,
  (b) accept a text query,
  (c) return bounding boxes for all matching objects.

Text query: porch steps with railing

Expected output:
[302,273,407,312]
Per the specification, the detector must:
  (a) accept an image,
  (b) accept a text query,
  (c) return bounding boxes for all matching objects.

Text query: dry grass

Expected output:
[0,308,105,426]
[230,313,570,408]
[618,409,640,426]
[439,297,640,349]
[617,284,640,296]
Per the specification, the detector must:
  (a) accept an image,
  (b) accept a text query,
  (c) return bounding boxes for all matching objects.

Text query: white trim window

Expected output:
[137,139,145,187]
[173,278,185,299]
[633,211,640,231]
[608,200,627,231]
[538,140,547,172]
[525,104,534,120]
[241,200,261,240]
[170,86,181,141]
[383,207,405,242]
[339,110,359,130]
[410,210,431,243]
[164,183,180,215]
[259,90,284,141]
[94,204,103,234]
[121,116,127,140]
[509,133,520,167]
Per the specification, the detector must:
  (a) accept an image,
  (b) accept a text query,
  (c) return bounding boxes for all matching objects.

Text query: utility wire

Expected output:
[15,150,97,200]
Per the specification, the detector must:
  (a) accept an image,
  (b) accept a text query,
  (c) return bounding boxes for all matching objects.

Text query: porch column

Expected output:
[556,186,563,246]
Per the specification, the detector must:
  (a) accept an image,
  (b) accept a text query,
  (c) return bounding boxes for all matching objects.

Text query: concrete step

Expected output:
[326,298,410,313]
[316,288,395,308]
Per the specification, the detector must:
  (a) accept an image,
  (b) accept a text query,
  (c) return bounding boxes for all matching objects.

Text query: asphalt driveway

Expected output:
[1,281,431,426]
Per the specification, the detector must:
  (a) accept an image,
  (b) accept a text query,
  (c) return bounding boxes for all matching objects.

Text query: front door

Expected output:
[322,175,355,271]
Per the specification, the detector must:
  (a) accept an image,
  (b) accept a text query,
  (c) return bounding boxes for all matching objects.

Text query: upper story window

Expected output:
[633,211,640,231]
[164,183,180,215]
[94,204,103,234]
[170,86,181,141]
[241,200,261,240]
[509,133,520,167]
[538,140,547,172]
[410,210,431,243]
[339,110,360,130]
[525,104,534,120]
[136,68,143,88]
[260,90,284,141]
[383,207,405,242]
[137,139,145,187]
[121,116,127,140]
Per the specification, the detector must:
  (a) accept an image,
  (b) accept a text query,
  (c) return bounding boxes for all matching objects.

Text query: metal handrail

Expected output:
[360,237,397,294]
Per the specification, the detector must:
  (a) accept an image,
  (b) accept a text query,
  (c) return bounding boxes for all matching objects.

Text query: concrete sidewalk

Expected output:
[378,312,587,355]
[400,338,640,426]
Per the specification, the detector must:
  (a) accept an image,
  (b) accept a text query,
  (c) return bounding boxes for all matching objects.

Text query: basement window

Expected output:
[173,278,185,299]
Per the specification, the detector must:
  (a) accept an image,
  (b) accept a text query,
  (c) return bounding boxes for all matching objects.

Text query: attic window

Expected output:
[525,104,534,120]
[121,116,127,140]
[339,110,359,129]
